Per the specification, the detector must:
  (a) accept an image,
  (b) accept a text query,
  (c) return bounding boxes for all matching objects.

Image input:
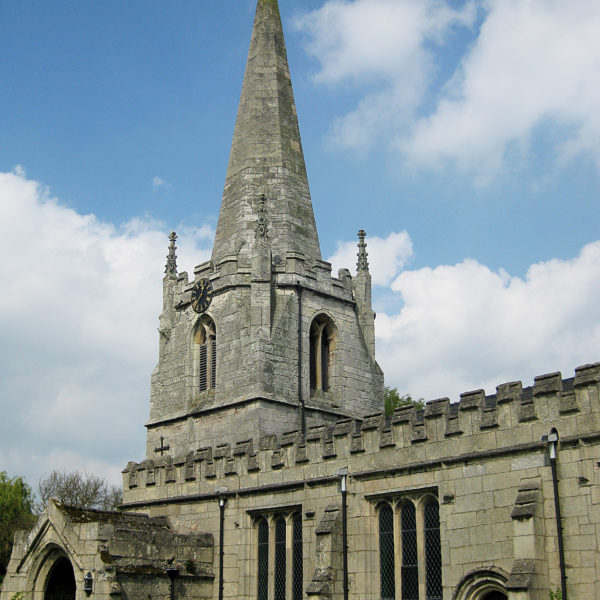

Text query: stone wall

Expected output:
[123,363,600,599]
[0,500,214,600]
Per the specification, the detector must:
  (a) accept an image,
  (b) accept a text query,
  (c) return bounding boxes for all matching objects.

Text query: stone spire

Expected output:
[211,0,321,268]
[165,231,178,277]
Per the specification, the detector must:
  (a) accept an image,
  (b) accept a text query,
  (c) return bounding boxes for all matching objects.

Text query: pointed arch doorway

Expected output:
[44,556,76,600]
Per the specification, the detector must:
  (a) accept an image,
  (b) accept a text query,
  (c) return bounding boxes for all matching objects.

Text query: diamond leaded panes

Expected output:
[424,499,442,600]
[379,504,395,600]
[257,519,268,600]
[401,502,419,600]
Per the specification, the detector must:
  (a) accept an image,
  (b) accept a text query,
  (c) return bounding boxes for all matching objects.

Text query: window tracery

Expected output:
[193,315,216,392]
[309,315,335,394]
[377,494,442,600]
[253,511,303,600]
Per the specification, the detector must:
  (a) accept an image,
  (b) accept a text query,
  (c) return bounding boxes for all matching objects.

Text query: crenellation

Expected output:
[459,389,483,411]
[533,371,563,396]
[574,361,600,386]
[280,429,301,447]
[213,443,231,460]
[134,365,600,497]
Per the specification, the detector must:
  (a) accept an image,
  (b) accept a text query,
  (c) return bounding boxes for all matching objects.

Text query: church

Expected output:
[2,1,600,599]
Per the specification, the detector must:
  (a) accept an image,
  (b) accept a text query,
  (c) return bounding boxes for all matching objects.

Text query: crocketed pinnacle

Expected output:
[165,231,178,277]
[357,230,369,272]
[211,0,321,267]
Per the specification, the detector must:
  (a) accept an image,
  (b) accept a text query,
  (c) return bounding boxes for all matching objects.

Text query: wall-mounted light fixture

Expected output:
[83,571,93,596]
[215,486,229,600]
[166,567,179,600]
[334,467,349,600]
[542,428,566,600]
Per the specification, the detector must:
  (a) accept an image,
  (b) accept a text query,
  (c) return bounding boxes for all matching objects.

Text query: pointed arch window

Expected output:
[376,493,442,600]
[310,315,335,394]
[194,316,216,392]
[253,510,303,600]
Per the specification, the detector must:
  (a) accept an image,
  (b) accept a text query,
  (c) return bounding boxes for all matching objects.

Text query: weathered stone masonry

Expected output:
[121,363,600,599]
[2,1,599,599]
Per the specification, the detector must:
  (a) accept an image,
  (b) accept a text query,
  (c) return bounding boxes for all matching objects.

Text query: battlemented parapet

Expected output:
[126,363,600,496]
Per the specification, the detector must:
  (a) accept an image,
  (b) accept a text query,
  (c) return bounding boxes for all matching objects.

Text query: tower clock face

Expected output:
[191,278,213,314]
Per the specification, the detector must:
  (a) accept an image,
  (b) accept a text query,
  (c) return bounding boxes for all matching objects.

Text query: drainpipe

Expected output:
[543,428,567,600]
[335,467,349,600]
[166,568,178,600]
[217,493,228,600]
[296,282,306,440]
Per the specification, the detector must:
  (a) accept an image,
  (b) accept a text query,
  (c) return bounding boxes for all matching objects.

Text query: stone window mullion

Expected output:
[268,516,276,600]
[394,500,403,599]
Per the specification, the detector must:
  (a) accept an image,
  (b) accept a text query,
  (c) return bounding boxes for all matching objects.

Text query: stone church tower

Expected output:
[148,0,384,459]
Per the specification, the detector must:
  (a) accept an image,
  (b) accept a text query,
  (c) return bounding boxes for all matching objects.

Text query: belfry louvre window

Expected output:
[194,316,216,392]
[310,315,335,393]
[377,496,442,600]
[254,512,303,600]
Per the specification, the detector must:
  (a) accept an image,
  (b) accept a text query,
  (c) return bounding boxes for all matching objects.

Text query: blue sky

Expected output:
[1,0,599,490]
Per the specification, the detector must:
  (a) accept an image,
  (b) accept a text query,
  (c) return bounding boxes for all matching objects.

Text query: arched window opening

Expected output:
[44,556,75,600]
[482,593,507,600]
[194,316,216,392]
[424,498,442,600]
[379,504,395,600]
[401,502,418,600]
[274,516,287,600]
[310,316,335,394]
[257,518,269,600]
[292,513,303,600]
[454,569,509,600]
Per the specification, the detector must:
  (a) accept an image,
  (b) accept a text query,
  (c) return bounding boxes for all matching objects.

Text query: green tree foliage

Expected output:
[0,472,36,582]
[38,470,122,512]
[384,386,425,417]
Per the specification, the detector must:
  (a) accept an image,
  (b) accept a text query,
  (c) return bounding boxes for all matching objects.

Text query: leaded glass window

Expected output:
[292,514,303,600]
[257,518,268,600]
[401,502,419,600]
[377,495,443,600]
[379,504,395,600]
[424,499,442,600]
[274,516,286,600]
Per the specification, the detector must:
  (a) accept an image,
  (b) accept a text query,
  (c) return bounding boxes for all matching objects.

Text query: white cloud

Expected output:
[377,241,600,401]
[152,176,171,191]
[328,230,413,286]
[0,170,212,488]
[295,0,475,152]
[297,0,600,175]
[405,0,600,173]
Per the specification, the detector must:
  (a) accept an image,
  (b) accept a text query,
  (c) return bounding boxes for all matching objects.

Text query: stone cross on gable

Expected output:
[154,436,170,456]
